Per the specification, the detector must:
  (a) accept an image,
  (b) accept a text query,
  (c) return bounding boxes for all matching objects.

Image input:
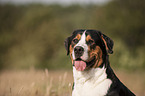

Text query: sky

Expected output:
[0,0,111,5]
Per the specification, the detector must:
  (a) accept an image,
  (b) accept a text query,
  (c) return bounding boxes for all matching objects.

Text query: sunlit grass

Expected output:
[0,69,73,96]
[0,69,144,96]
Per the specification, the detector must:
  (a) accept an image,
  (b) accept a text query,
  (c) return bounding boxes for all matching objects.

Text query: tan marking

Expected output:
[86,35,103,68]
[86,35,95,46]
[86,35,92,41]
[88,46,103,68]
[93,46,103,67]
[69,45,74,64]
[101,35,109,53]
[75,34,81,40]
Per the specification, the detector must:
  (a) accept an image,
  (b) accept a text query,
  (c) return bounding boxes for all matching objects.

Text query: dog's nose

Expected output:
[74,46,84,58]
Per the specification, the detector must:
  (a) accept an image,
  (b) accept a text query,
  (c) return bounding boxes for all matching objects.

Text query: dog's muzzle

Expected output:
[74,46,84,59]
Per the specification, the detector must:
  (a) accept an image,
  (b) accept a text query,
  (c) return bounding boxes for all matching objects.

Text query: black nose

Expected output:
[74,46,84,58]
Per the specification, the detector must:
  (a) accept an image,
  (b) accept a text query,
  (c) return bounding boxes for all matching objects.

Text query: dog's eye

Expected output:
[87,40,94,45]
[73,39,79,44]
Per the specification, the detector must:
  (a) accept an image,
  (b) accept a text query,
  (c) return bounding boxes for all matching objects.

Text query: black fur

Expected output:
[64,29,135,96]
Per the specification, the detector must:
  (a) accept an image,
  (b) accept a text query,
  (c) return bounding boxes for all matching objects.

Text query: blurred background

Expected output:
[0,0,144,70]
[0,0,145,95]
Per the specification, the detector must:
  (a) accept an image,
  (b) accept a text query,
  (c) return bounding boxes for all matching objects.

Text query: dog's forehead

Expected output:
[72,30,100,41]
[86,30,101,39]
[72,30,84,37]
[71,30,84,40]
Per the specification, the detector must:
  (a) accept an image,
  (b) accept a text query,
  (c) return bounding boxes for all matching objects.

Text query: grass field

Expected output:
[0,69,145,96]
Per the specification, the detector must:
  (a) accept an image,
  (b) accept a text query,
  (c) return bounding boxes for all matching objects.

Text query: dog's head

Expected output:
[64,29,114,71]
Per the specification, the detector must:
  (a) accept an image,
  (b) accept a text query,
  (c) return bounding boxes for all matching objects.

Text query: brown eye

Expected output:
[87,39,94,45]
[73,39,79,44]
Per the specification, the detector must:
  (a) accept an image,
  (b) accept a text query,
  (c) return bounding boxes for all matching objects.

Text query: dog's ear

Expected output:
[101,34,114,54]
[64,36,72,55]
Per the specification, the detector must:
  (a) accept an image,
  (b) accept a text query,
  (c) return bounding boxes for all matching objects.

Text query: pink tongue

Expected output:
[74,61,86,71]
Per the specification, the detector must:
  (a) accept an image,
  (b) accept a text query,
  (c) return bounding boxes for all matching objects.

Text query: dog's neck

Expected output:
[72,65,112,96]
[73,65,107,85]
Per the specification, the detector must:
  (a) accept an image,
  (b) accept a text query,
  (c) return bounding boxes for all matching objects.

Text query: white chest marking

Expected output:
[72,66,112,96]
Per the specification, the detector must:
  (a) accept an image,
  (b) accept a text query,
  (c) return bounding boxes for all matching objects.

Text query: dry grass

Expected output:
[0,69,73,96]
[0,69,144,96]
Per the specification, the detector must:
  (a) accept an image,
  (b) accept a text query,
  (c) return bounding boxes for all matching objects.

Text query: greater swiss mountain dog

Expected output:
[64,29,135,96]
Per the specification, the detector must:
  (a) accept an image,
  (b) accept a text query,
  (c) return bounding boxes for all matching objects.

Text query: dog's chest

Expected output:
[72,67,112,96]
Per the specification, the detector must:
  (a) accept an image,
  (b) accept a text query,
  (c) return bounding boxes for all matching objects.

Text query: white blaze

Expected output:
[72,30,88,60]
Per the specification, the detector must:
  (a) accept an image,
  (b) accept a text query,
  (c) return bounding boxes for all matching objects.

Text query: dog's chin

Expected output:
[73,56,96,71]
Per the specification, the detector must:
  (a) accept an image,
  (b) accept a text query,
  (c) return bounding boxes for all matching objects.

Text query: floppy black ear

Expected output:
[101,34,114,54]
[64,36,71,55]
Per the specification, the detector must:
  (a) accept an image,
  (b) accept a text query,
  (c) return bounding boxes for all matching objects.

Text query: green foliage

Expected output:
[0,0,144,70]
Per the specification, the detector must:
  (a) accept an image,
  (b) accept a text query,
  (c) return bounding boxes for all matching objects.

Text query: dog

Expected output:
[64,29,135,96]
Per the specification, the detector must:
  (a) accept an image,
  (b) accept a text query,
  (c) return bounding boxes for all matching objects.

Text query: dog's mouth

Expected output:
[73,56,96,71]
